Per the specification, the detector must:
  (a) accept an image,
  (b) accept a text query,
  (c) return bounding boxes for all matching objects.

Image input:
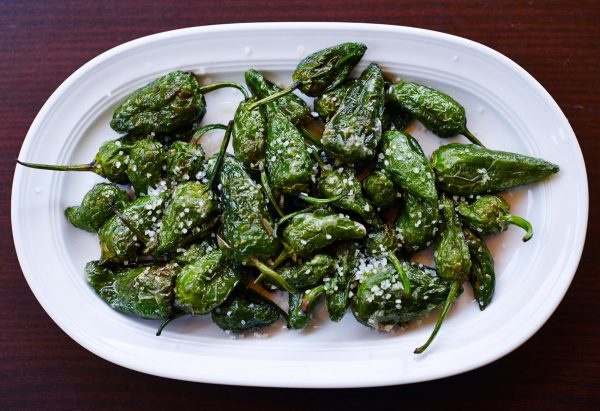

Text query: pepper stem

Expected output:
[108,201,151,245]
[208,120,234,191]
[246,81,302,111]
[249,258,295,293]
[156,311,186,336]
[386,253,411,295]
[297,191,347,205]
[17,159,95,172]
[462,129,485,147]
[414,281,461,354]
[198,82,250,100]
[260,163,285,217]
[505,214,534,242]
[301,285,325,314]
[190,123,228,146]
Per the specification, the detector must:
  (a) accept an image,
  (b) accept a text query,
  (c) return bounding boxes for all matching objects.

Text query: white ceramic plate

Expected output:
[12,23,587,387]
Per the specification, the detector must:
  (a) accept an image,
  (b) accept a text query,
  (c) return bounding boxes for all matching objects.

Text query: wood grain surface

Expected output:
[1,1,598,409]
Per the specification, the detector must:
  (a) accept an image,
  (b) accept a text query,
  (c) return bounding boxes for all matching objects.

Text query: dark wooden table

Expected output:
[1,1,598,409]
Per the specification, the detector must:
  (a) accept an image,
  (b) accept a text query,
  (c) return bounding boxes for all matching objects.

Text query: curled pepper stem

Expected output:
[245,81,302,111]
[505,214,534,242]
[260,163,285,218]
[297,191,347,205]
[208,120,234,191]
[108,201,151,245]
[301,285,325,314]
[386,253,411,295]
[156,311,186,336]
[198,81,250,100]
[190,123,228,145]
[249,258,295,293]
[17,159,95,172]
[462,129,485,147]
[414,280,461,354]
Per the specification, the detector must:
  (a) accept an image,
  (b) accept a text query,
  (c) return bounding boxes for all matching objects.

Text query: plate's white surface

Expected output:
[12,23,587,387]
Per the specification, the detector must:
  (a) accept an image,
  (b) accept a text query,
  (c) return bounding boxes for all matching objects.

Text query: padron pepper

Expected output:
[457,194,533,241]
[321,63,385,165]
[463,228,495,310]
[232,98,267,171]
[65,183,130,233]
[379,130,437,204]
[415,194,471,354]
[387,81,484,146]
[395,193,439,254]
[325,242,359,321]
[212,290,282,333]
[431,144,559,196]
[86,261,178,319]
[361,170,399,210]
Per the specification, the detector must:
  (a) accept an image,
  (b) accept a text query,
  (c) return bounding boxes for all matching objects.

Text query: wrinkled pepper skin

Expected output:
[380,130,437,204]
[457,195,533,241]
[321,64,385,164]
[463,228,495,310]
[212,291,281,333]
[127,138,165,195]
[98,193,167,263]
[279,254,335,289]
[352,261,450,330]
[232,99,267,171]
[111,71,205,135]
[85,261,178,319]
[318,165,382,226]
[156,182,219,254]
[387,81,469,138]
[435,194,471,282]
[245,69,312,125]
[431,144,559,196]
[395,193,439,254]
[313,80,355,122]
[325,242,359,321]
[65,183,130,233]
[361,170,398,210]
[219,157,281,263]
[282,207,367,257]
[174,249,242,315]
[266,111,314,195]
[165,141,205,184]
[293,42,367,96]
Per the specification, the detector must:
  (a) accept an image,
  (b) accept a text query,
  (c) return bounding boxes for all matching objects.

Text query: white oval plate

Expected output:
[12,23,587,387]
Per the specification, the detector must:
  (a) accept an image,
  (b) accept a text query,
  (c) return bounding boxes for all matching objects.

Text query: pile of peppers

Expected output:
[19,43,559,353]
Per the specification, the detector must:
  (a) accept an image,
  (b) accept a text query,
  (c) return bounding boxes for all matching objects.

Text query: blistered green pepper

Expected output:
[313,80,355,122]
[65,183,130,233]
[415,194,471,353]
[395,193,439,254]
[278,254,335,289]
[463,228,495,310]
[321,64,385,164]
[387,81,483,146]
[165,140,205,184]
[212,290,281,333]
[431,144,559,196]
[281,207,367,258]
[265,111,314,195]
[325,242,359,321]
[361,170,398,210]
[457,195,533,241]
[232,98,267,171]
[245,69,312,125]
[288,285,324,330]
[127,138,165,195]
[86,261,178,319]
[352,261,450,331]
[380,130,437,204]
[174,249,242,315]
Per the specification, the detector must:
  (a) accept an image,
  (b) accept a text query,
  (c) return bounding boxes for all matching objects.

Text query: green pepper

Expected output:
[288,285,324,330]
[321,64,385,165]
[278,254,335,289]
[212,290,281,333]
[245,69,312,125]
[395,193,439,254]
[415,194,470,353]
[387,81,484,146]
[65,183,130,233]
[361,170,398,210]
[174,249,242,315]
[379,130,437,204]
[313,80,355,122]
[352,260,451,331]
[98,192,167,264]
[86,261,178,319]
[281,207,367,258]
[325,242,359,321]
[265,111,314,195]
[457,195,533,241]
[431,144,559,196]
[232,98,267,171]
[463,228,495,310]
[126,138,165,195]
[164,140,205,184]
